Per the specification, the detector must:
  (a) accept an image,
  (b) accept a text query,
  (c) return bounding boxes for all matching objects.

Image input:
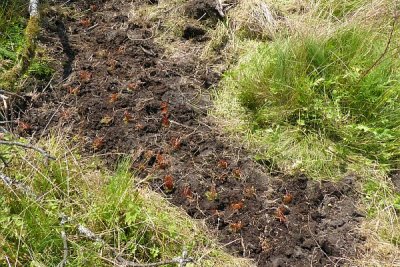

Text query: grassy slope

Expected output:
[212,0,400,265]
[0,136,252,266]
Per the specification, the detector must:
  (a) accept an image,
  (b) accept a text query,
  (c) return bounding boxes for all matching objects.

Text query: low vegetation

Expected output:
[0,136,252,266]
[213,0,400,265]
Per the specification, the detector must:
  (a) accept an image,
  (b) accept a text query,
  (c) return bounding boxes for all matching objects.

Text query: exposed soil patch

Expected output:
[15,0,365,266]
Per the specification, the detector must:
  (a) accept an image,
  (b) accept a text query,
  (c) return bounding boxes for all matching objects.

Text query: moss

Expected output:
[0,16,41,91]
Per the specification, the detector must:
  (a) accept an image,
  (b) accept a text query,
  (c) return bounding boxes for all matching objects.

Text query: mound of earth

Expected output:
[15,0,365,266]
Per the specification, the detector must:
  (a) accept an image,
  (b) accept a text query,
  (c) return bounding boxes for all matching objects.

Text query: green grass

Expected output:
[0,137,252,266]
[217,25,400,179]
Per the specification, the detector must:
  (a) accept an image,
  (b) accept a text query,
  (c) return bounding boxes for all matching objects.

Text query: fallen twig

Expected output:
[215,0,225,17]
[5,256,12,267]
[116,254,193,267]
[0,140,56,160]
[57,230,69,267]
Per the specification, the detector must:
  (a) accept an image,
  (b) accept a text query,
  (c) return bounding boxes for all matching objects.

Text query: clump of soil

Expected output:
[184,0,222,21]
[15,0,365,266]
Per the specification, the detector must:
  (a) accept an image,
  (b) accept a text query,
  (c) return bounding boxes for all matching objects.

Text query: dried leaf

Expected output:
[205,185,218,201]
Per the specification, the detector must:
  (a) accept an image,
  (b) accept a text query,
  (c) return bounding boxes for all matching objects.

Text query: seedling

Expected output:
[162,114,170,127]
[230,201,244,211]
[171,137,181,150]
[109,93,119,103]
[218,159,228,169]
[182,184,193,200]
[205,185,218,201]
[123,111,133,124]
[92,137,105,151]
[79,70,91,82]
[283,192,293,205]
[100,115,113,126]
[79,18,91,27]
[156,153,168,169]
[163,175,174,193]
[229,221,244,232]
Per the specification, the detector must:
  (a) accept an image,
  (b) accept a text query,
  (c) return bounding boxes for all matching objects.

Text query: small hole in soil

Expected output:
[182,25,206,40]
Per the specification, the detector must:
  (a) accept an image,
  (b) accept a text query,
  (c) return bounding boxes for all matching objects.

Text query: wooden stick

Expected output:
[0,140,56,160]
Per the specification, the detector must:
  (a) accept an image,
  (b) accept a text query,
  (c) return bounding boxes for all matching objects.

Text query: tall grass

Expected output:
[218,23,400,179]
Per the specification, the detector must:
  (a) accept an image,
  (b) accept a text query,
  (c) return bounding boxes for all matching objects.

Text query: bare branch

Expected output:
[29,0,39,17]
[116,255,194,267]
[0,140,56,160]
[57,230,69,267]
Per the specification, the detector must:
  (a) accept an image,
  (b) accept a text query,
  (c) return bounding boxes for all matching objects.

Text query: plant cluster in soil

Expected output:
[14,0,365,266]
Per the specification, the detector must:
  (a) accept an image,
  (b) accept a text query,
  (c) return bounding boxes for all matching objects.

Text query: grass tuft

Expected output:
[217,23,400,179]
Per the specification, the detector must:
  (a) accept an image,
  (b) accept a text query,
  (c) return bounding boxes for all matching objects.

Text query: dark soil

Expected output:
[15,0,365,266]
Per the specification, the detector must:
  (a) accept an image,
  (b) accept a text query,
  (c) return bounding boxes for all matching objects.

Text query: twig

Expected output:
[116,255,193,267]
[360,15,397,79]
[0,140,56,160]
[215,0,225,17]
[57,230,68,267]
[29,0,39,17]
[5,256,12,267]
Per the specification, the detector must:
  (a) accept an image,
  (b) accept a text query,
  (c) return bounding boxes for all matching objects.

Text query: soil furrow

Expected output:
[17,0,365,266]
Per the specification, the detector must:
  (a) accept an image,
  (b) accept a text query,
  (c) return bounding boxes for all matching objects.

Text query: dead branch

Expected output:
[116,254,193,267]
[57,230,69,267]
[361,11,398,79]
[0,140,56,160]
[215,0,225,17]
[29,0,39,17]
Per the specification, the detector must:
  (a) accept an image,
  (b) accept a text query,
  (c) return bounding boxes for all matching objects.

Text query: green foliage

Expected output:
[221,25,400,179]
